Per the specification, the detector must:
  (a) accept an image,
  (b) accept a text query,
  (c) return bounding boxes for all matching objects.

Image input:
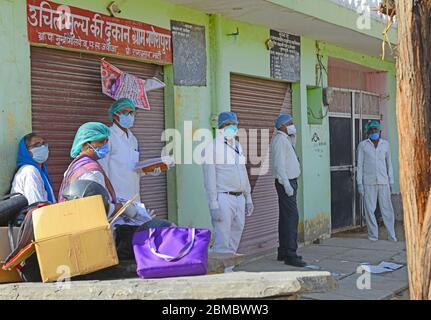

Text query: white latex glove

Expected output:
[245,202,254,217]
[210,208,223,222]
[358,184,364,196]
[148,209,157,219]
[283,182,294,197]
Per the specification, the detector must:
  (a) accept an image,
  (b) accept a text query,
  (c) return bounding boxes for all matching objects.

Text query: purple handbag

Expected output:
[132,227,211,279]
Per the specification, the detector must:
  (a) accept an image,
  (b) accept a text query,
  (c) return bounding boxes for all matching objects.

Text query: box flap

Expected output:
[2,242,35,271]
[32,195,108,241]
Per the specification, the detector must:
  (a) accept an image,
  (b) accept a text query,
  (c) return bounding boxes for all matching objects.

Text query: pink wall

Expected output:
[328,58,389,138]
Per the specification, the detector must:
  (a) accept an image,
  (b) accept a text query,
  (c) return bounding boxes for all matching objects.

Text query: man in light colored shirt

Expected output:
[98,99,171,233]
[271,113,306,267]
[357,120,397,242]
[202,111,254,254]
[99,98,161,203]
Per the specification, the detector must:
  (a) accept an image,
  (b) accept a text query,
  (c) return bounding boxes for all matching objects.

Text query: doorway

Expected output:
[329,88,381,231]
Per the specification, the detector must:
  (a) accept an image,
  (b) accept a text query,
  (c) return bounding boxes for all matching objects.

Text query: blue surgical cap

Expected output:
[218,112,238,128]
[108,98,136,122]
[275,113,293,129]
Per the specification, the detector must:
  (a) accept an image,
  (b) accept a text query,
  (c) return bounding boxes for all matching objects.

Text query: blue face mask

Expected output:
[31,145,49,164]
[223,125,238,140]
[90,143,110,159]
[369,132,380,140]
[118,113,135,129]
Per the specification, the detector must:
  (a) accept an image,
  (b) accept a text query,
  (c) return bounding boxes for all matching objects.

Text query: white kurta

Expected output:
[202,135,252,253]
[98,124,141,202]
[11,165,56,205]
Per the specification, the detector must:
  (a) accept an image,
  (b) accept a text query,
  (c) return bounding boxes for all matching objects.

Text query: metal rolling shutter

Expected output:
[230,74,292,255]
[30,47,168,219]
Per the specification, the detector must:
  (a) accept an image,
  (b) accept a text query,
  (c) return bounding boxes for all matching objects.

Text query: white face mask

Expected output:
[287,125,297,136]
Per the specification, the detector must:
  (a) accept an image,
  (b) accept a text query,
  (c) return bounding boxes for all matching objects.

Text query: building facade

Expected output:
[0,0,399,255]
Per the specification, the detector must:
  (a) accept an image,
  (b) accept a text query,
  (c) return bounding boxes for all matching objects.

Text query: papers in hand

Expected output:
[134,156,175,171]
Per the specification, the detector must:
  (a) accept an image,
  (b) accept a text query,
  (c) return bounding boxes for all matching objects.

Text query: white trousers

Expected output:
[212,193,246,253]
[363,184,397,241]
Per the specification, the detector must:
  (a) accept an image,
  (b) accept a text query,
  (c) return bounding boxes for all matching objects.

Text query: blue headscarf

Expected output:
[17,137,54,203]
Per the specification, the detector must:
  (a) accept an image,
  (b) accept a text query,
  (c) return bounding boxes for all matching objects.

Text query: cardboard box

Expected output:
[27,195,118,282]
[0,227,22,283]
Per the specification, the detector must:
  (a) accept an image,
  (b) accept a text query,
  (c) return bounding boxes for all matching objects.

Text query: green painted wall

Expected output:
[0,0,31,195]
[267,0,397,44]
[296,38,332,242]
[0,0,398,244]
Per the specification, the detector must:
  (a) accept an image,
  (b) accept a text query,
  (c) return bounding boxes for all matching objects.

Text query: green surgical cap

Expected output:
[108,98,136,122]
[70,122,110,158]
[365,120,381,132]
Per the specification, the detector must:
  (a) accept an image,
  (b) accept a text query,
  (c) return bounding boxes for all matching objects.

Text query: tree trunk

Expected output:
[396,0,431,300]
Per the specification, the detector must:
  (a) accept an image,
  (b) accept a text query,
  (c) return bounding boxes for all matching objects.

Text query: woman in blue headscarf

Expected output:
[10,133,56,205]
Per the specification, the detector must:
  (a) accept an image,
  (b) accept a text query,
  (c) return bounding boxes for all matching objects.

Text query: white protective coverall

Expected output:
[202,134,253,253]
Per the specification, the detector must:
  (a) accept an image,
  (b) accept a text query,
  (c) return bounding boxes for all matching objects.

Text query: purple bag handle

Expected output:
[148,228,196,262]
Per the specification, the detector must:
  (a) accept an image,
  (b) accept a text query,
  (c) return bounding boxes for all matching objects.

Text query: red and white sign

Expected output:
[100,59,150,110]
[27,0,173,64]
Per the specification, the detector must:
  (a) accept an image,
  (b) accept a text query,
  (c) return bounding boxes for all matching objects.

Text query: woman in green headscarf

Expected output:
[58,122,118,209]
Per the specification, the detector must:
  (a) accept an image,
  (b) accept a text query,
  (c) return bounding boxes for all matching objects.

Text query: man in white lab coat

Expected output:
[99,98,161,203]
[357,120,397,242]
[202,112,254,254]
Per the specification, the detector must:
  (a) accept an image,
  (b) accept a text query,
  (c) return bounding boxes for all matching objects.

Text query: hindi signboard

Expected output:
[269,30,300,82]
[27,0,173,64]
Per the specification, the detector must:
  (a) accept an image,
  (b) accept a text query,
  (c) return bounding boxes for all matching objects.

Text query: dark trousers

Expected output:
[275,178,299,258]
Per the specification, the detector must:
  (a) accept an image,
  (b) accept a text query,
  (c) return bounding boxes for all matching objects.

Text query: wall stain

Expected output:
[304,213,331,243]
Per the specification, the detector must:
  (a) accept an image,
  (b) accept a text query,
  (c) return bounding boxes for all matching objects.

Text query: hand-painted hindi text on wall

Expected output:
[27,0,173,64]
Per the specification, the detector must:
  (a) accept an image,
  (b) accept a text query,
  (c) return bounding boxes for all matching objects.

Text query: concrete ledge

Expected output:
[0,271,336,300]
[75,253,246,280]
